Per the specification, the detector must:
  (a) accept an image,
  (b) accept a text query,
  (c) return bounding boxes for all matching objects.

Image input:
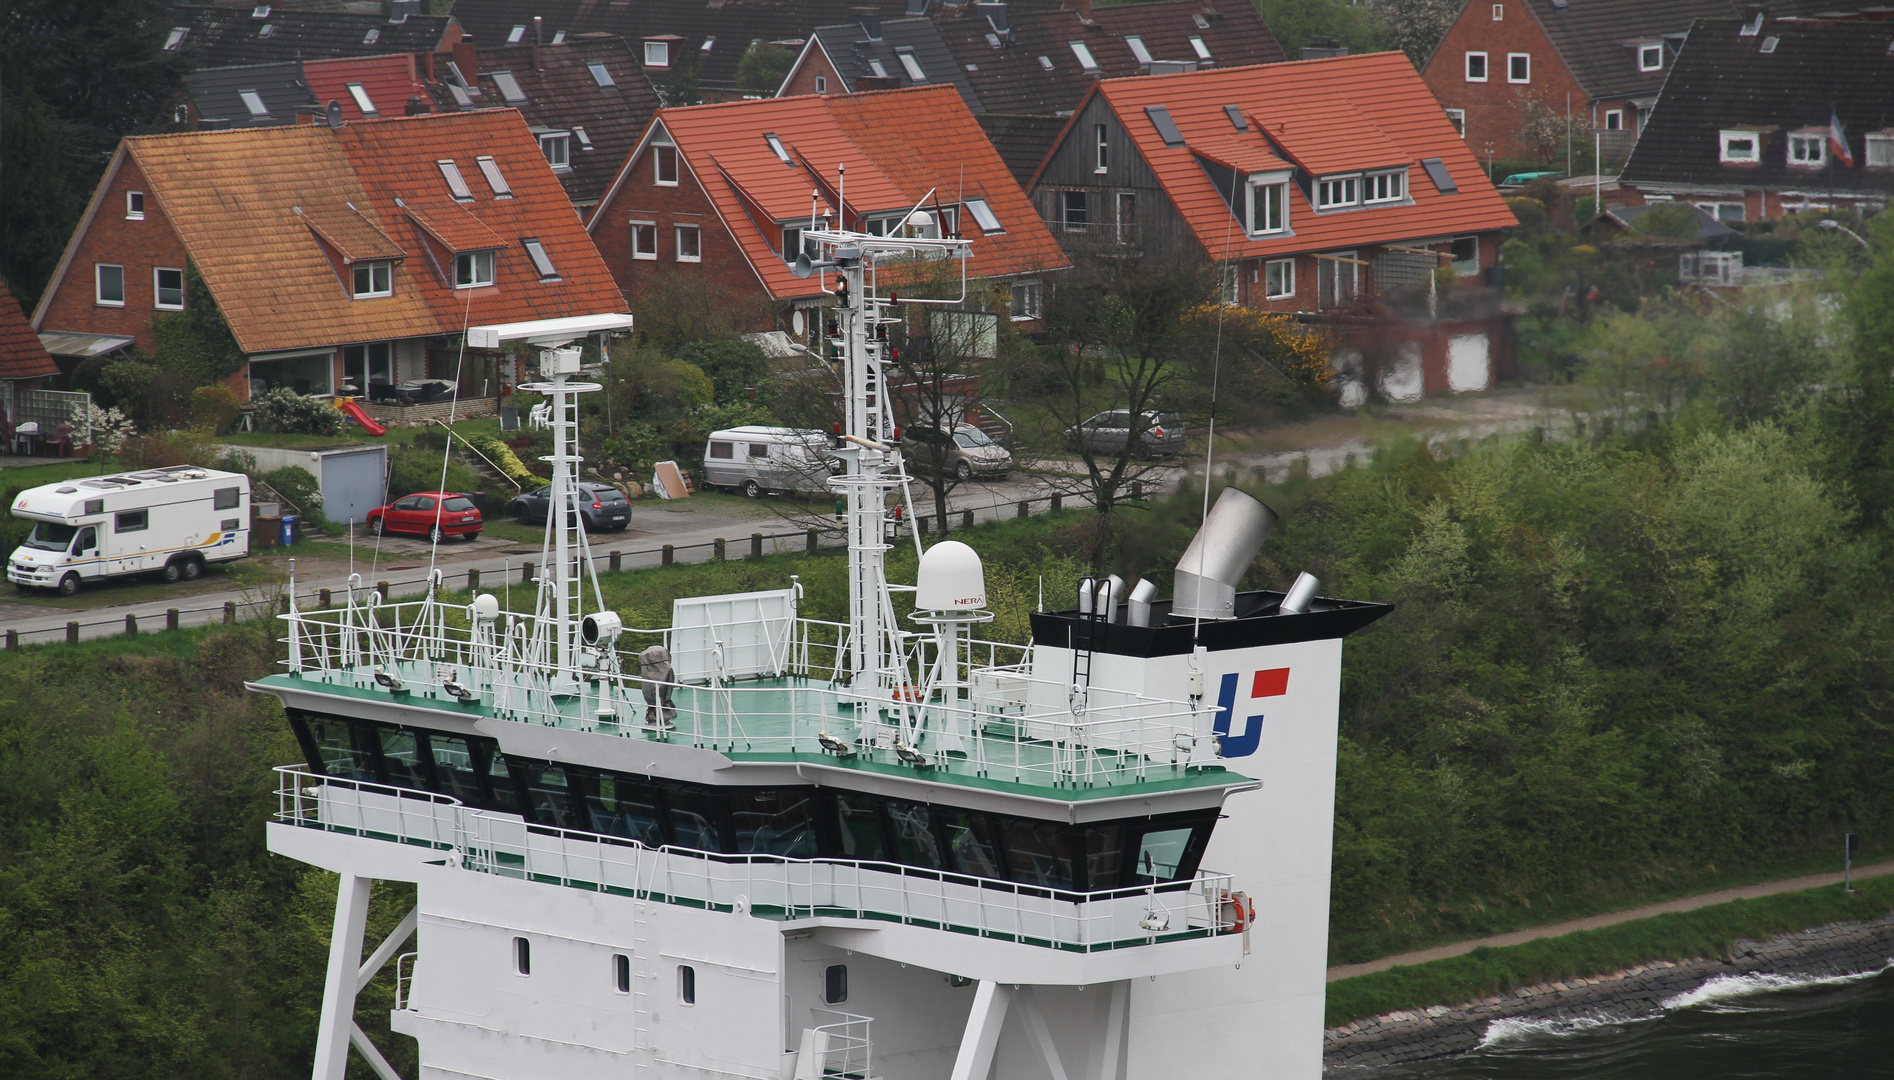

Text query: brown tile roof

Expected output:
[1066,55,1516,261]
[0,284,58,381]
[303,53,433,121]
[125,125,442,354]
[94,111,623,355]
[611,84,1066,301]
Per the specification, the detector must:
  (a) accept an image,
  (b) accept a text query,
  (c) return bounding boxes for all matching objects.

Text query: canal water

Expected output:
[1364,965,1894,1079]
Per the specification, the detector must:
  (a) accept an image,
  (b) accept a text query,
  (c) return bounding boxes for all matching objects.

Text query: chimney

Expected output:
[454,35,478,83]
[533,15,543,70]
[976,0,1009,33]
[406,95,430,116]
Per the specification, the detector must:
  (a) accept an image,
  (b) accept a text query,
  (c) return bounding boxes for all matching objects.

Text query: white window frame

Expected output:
[1445,108,1465,137]
[653,143,679,186]
[1720,130,1760,163]
[1316,174,1361,209]
[438,159,473,200]
[1638,44,1663,71]
[239,90,269,117]
[522,239,558,279]
[126,191,145,220]
[491,71,527,104]
[1507,52,1530,83]
[645,40,670,67]
[1364,168,1406,204]
[539,133,571,171]
[675,224,701,262]
[573,126,593,150]
[1492,3,1503,19]
[1125,35,1153,65]
[1189,36,1210,60]
[630,221,658,261]
[1465,51,1488,82]
[1264,258,1295,300]
[508,24,526,44]
[896,48,926,81]
[352,260,392,298]
[868,59,889,78]
[1010,279,1043,321]
[1788,132,1825,167]
[1867,133,1894,168]
[346,82,377,115]
[164,26,188,50]
[453,250,496,288]
[815,75,828,93]
[1070,41,1099,72]
[1095,124,1108,173]
[588,62,616,87]
[153,266,185,310]
[477,155,513,196]
[1062,190,1089,232]
[964,198,1003,234]
[1605,110,1623,131]
[96,264,125,307]
[764,133,791,164]
[1246,172,1289,235]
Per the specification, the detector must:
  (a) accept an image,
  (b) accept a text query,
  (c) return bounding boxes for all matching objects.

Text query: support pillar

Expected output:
[312,874,373,1080]
[1088,981,1130,1080]
[950,980,1012,1080]
[1017,987,1071,1080]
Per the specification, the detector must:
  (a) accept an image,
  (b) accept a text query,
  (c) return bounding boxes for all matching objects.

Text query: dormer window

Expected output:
[1638,44,1663,71]
[1247,173,1289,234]
[1364,168,1406,203]
[645,40,670,67]
[1867,131,1894,168]
[352,261,393,298]
[1720,130,1761,163]
[538,132,570,170]
[1126,35,1153,64]
[1316,174,1360,209]
[453,250,496,288]
[1069,41,1100,72]
[1788,131,1825,167]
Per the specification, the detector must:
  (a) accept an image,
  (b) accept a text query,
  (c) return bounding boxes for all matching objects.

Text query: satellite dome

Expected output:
[915,540,987,610]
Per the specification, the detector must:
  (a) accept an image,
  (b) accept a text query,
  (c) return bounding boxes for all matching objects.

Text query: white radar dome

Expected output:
[915,540,987,610]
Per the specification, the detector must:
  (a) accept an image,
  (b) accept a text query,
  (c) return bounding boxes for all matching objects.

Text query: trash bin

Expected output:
[462,491,488,514]
[281,515,298,546]
[256,515,281,548]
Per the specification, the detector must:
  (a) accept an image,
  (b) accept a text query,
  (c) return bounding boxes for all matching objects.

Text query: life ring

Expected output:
[1220,890,1254,933]
[893,685,924,703]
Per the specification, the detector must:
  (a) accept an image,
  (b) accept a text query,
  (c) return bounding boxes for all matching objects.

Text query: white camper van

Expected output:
[702,426,840,497]
[7,465,251,596]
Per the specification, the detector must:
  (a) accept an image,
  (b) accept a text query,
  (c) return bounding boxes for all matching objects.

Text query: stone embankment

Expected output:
[1324,913,1894,1069]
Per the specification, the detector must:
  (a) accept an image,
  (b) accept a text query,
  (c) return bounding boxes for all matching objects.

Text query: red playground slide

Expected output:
[338,399,387,436]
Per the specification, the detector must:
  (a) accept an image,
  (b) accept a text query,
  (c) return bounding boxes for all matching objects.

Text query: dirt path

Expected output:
[1327,858,1894,982]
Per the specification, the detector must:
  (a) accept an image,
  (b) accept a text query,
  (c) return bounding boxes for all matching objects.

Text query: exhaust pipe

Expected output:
[1172,488,1278,620]
[1126,579,1158,627]
[1279,571,1321,615]
[1101,574,1125,623]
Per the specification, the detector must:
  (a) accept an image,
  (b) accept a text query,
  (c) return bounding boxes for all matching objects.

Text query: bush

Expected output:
[189,385,242,434]
[253,388,342,436]
[259,466,323,523]
[384,445,484,505]
[677,339,770,404]
[117,429,220,471]
[466,433,535,485]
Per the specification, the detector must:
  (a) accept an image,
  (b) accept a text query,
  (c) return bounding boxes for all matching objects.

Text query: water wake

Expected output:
[1659,961,1893,1011]
[1477,1013,1642,1048]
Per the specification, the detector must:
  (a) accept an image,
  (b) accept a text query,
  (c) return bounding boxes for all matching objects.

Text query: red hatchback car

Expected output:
[367,491,483,541]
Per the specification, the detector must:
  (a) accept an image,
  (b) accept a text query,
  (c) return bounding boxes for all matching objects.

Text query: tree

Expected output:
[0,82,78,302]
[657,54,702,107]
[1363,0,1462,67]
[735,39,794,96]
[1257,0,1383,59]
[676,339,770,404]
[888,299,1003,530]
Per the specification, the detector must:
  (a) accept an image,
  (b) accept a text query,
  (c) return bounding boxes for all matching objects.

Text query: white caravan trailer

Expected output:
[6,465,251,596]
[702,426,839,497]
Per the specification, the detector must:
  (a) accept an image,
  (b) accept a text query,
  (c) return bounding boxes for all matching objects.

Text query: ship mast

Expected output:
[799,203,970,698]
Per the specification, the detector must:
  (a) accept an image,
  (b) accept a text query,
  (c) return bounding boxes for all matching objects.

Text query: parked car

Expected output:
[367,491,483,541]
[903,424,1013,480]
[1063,410,1185,459]
[507,483,631,530]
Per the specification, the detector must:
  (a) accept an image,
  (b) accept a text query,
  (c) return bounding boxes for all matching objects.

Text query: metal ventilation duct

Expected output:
[1172,487,1278,620]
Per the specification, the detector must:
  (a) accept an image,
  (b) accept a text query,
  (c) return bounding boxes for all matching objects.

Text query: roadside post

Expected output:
[1846,833,1860,893]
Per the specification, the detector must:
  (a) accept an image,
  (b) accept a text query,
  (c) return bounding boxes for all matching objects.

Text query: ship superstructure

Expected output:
[255,217,1386,1080]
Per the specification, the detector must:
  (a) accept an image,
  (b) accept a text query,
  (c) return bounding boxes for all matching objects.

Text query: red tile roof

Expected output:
[1063,54,1517,261]
[0,284,58,381]
[303,53,432,122]
[605,84,1067,301]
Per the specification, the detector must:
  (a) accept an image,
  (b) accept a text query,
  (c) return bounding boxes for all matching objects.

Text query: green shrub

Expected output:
[259,466,323,524]
[467,433,535,485]
[384,445,484,503]
[189,385,242,434]
[253,389,342,436]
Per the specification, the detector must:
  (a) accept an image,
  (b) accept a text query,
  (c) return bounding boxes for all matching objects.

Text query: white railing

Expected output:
[394,952,418,1011]
[280,597,1205,787]
[275,767,1240,954]
[803,1010,872,1080]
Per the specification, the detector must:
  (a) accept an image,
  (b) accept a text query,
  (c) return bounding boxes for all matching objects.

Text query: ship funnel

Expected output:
[1126,578,1159,627]
[1280,571,1321,615]
[1172,487,1278,620]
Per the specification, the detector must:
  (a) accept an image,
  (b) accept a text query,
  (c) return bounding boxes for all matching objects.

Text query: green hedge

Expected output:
[465,432,534,485]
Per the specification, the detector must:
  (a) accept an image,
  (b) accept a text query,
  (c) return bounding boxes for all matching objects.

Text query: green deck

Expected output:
[259,670,1249,802]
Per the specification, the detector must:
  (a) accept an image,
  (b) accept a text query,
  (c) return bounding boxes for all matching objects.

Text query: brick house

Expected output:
[1621,18,1894,222]
[30,111,624,405]
[1028,54,1515,313]
[1419,0,1833,166]
[1,285,60,433]
[586,84,1066,337]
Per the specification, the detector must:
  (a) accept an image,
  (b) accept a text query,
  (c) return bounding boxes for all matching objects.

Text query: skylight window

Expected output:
[1189,36,1211,60]
[477,156,512,196]
[347,83,377,115]
[164,27,188,50]
[1038,55,1054,71]
[508,25,526,44]
[701,36,715,51]
[552,31,566,44]
[1144,104,1183,146]
[869,59,889,78]
[764,133,791,163]
[588,62,616,86]
[986,32,1002,48]
[258,23,273,38]
[964,198,1003,234]
[1070,41,1100,71]
[1740,11,1764,35]
[1760,36,1779,53]
[1224,104,1247,130]
[573,126,593,150]
[364,27,379,45]
[897,49,926,80]
[438,159,473,200]
[239,90,269,117]
[446,82,473,108]
[522,239,558,279]
[252,4,270,17]
[1126,36,1153,64]
[1420,157,1457,193]
[491,71,527,104]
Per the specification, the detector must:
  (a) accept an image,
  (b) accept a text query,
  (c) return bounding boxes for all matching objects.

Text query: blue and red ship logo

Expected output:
[1213,668,1289,757]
